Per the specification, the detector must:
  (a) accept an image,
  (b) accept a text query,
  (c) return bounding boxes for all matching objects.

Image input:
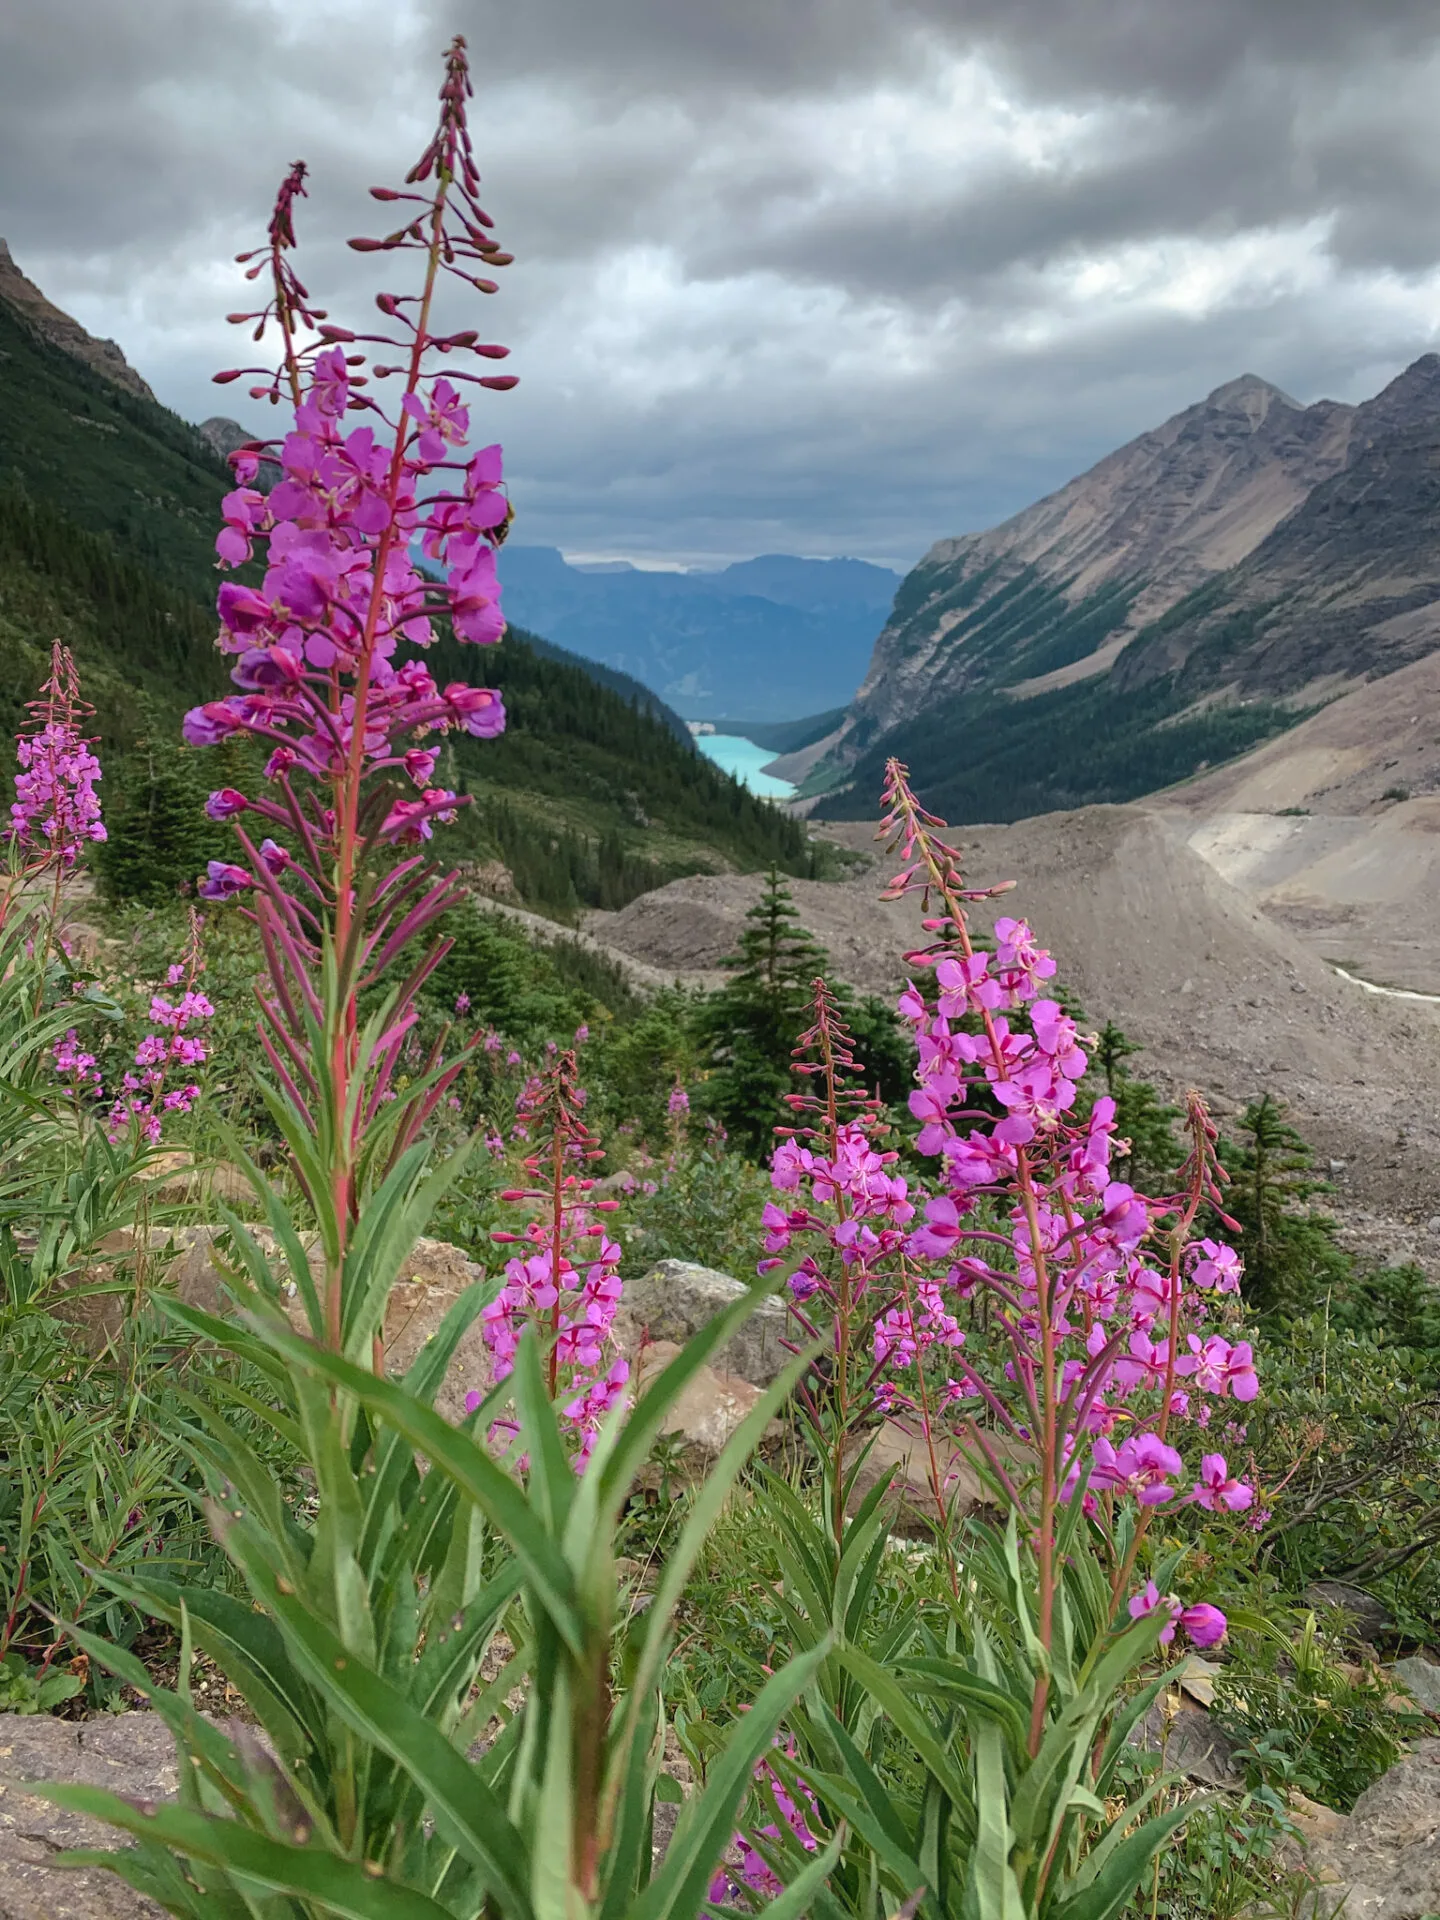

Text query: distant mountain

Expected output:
[815,360,1440,822]
[496,545,899,720]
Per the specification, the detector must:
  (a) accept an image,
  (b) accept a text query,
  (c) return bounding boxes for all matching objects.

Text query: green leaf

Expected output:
[623,1342,821,1741]
[1048,1800,1194,1920]
[92,1570,323,1765]
[241,1322,585,1657]
[510,1329,577,1543]
[31,1787,454,1920]
[965,1716,1024,1920]
[219,1510,534,1920]
[832,1647,973,1817]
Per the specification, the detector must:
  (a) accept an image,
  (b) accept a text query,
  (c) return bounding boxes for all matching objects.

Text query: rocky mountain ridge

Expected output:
[0,238,156,403]
[813,353,1440,823]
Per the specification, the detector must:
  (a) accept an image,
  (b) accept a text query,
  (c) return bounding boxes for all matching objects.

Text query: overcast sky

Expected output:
[5,0,1440,569]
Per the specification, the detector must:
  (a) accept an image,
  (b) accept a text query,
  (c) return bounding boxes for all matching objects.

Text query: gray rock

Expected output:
[842,1421,1022,1539]
[1394,1656,1440,1716]
[1306,1580,1394,1643]
[618,1261,793,1387]
[1129,1700,1243,1788]
[632,1340,779,1462]
[1303,1737,1440,1917]
[0,1711,175,1917]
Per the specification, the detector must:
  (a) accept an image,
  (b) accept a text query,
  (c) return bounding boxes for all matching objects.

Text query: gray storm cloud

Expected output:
[3,0,1438,566]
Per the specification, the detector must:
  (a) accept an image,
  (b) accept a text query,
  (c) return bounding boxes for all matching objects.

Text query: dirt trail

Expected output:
[586,805,1440,1270]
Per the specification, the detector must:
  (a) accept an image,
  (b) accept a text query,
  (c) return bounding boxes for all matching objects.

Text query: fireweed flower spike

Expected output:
[107,908,214,1145]
[187,37,521,1355]
[7,643,105,889]
[470,1049,629,1469]
[781,761,1260,1723]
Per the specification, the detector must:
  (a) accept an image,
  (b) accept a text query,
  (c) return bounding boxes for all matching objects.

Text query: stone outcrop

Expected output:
[0,1712,175,1917]
[615,1260,793,1388]
[1299,1739,1440,1917]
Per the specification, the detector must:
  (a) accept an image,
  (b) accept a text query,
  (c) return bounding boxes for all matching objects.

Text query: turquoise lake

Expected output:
[692,733,796,801]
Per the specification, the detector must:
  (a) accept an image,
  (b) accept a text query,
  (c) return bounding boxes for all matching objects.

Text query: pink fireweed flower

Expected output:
[1189,1237,1244,1294]
[1090,1433,1184,1505]
[1179,1334,1260,1402]
[992,916,1057,1001]
[198,860,252,900]
[1192,1452,1254,1512]
[1127,1585,1224,1647]
[107,911,213,1146]
[1128,1580,1180,1645]
[935,950,1004,1016]
[1178,1602,1228,1647]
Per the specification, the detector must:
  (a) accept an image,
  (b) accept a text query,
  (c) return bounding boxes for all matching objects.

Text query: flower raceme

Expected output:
[184,34,515,899]
[766,762,1260,1644]
[50,912,213,1149]
[169,39,528,1356]
[107,912,214,1144]
[468,1049,629,1469]
[8,644,105,875]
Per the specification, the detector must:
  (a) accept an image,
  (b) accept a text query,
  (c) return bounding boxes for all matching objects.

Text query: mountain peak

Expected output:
[0,238,156,403]
[1202,372,1300,414]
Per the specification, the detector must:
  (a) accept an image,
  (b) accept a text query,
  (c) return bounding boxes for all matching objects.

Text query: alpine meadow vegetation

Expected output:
[0,37,1436,1920]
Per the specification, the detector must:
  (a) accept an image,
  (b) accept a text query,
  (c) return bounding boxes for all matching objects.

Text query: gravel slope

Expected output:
[585,805,1440,1268]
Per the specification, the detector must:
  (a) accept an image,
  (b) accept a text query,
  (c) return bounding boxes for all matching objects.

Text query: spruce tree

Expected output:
[96,709,232,905]
[695,867,831,1158]
[1092,1019,1181,1193]
[1222,1093,1349,1315]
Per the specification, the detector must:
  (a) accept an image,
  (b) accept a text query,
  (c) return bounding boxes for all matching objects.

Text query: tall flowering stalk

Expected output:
[480,1049,629,1467]
[8,643,106,877]
[186,36,517,1355]
[879,763,1253,1721]
[106,909,214,1144]
[765,979,915,1548]
[4,644,106,967]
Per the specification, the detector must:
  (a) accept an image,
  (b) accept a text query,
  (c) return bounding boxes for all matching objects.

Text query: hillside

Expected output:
[0,256,809,914]
[585,807,1440,1260]
[497,544,898,719]
[813,357,1440,824]
[1157,651,1440,998]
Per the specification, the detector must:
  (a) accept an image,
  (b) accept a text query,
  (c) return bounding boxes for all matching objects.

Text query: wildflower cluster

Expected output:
[892,763,1257,1620]
[107,911,214,1143]
[50,913,213,1148]
[469,1049,628,1467]
[7,643,105,874]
